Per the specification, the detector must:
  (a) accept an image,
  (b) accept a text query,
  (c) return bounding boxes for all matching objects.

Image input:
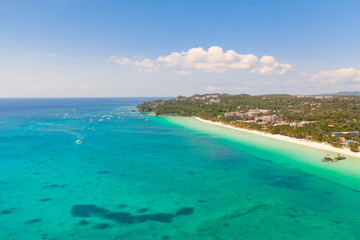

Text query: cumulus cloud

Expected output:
[158,46,258,73]
[311,68,360,85]
[251,55,293,75]
[259,56,275,65]
[111,47,293,75]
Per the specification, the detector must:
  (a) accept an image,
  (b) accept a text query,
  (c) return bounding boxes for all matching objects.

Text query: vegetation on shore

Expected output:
[137,93,360,151]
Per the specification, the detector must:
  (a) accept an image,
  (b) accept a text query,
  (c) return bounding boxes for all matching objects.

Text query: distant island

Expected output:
[137,93,360,152]
[323,91,360,96]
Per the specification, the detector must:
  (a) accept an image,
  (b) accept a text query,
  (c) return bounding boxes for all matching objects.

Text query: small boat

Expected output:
[334,154,346,161]
[322,157,333,162]
[75,140,82,145]
[322,154,346,162]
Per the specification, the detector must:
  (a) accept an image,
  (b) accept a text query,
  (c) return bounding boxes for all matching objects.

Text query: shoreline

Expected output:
[195,117,360,159]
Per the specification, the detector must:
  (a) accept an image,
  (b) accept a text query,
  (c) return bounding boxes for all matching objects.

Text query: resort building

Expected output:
[290,121,316,127]
[254,115,279,122]
[248,108,272,114]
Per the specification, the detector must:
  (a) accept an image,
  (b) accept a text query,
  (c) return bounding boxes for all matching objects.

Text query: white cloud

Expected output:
[205,86,224,91]
[252,55,293,75]
[311,68,360,85]
[110,56,131,65]
[110,56,158,72]
[111,47,293,75]
[158,46,258,73]
[259,55,275,65]
[278,64,293,75]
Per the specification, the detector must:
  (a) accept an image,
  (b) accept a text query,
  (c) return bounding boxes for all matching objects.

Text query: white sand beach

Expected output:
[195,117,360,159]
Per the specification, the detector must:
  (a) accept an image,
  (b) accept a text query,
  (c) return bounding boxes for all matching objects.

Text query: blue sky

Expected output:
[1,0,360,97]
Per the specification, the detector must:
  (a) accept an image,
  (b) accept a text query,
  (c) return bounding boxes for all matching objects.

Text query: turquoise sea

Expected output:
[2,98,360,240]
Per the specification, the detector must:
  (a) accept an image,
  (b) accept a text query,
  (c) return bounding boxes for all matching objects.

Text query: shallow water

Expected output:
[1,98,360,239]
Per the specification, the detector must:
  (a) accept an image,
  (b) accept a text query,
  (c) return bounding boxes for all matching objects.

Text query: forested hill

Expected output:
[137,94,360,151]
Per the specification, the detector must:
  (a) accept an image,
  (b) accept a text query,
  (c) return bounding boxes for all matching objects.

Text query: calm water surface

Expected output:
[1,98,360,240]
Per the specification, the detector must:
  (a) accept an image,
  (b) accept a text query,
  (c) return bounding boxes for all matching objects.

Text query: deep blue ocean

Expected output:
[1,98,360,240]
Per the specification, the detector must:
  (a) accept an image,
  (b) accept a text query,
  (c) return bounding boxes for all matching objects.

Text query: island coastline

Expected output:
[195,117,360,159]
